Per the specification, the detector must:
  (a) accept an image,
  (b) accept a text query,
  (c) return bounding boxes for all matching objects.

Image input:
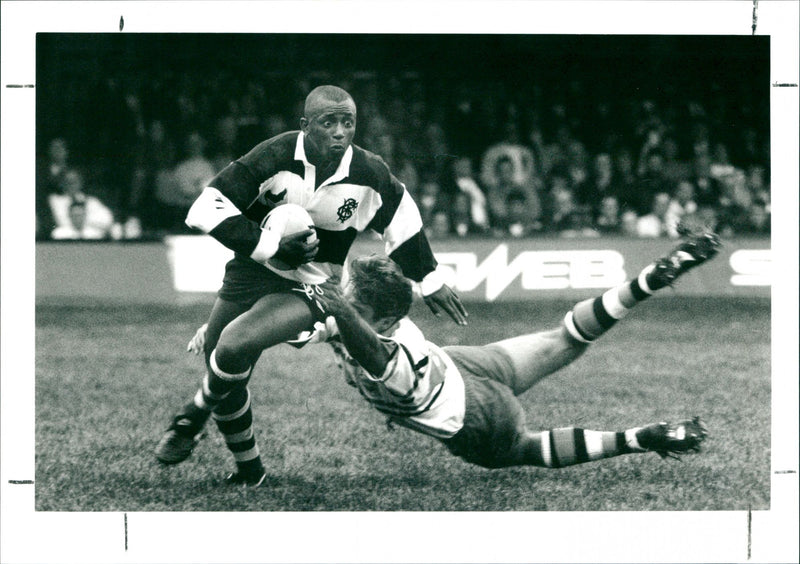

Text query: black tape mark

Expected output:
[8,479,34,484]
[772,83,799,88]
[124,513,128,551]
[751,1,758,35]
[5,85,35,89]
[119,15,124,32]
[747,506,752,560]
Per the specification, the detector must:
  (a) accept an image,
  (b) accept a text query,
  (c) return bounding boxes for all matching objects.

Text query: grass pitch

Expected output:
[35,297,770,511]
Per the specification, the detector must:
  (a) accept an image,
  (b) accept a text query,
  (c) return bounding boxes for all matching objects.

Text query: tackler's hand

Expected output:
[316,279,348,316]
[424,284,468,326]
[273,229,319,268]
[187,323,208,355]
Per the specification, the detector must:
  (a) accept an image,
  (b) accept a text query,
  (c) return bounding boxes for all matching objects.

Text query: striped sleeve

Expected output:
[366,163,437,283]
[184,134,297,259]
[185,162,265,256]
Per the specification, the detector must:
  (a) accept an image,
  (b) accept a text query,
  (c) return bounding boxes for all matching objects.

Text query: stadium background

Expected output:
[36,34,770,242]
[33,33,771,515]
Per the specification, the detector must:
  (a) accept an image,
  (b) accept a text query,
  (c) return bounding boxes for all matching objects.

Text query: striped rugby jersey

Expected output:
[328,317,466,439]
[185,131,438,285]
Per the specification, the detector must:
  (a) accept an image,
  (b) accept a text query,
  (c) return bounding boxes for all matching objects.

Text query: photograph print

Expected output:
[3,2,798,563]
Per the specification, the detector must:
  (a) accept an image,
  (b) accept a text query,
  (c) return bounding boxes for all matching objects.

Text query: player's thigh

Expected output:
[203,297,253,360]
[216,291,315,362]
[489,327,588,395]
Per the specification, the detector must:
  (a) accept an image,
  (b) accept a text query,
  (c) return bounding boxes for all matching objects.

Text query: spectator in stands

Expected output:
[611,146,639,215]
[709,142,737,182]
[452,157,489,234]
[417,172,443,228]
[664,179,699,238]
[621,210,640,237]
[582,152,620,219]
[155,131,216,233]
[716,170,755,238]
[634,149,672,216]
[480,121,538,196]
[736,126,768,170]
[533,122,572,180]
[695,204,720,234]
[506,191,543,238]
[635,192,672,238]
[422,121,455,196]
[486,155,541,235]
[565,140,590,207]
[739,200,770,236]
[48,168,115,240]
[96,79,147,240]
[660,134,692,186]
[545,173,593,237]
[690,152,723,208]
[594,195,623,235]
[450,191,474,238]
[745,163,769,207]
[393,146,421,203]
[140,119,178,233]
[429,209,452,240]
[36,137,70,240]
[636,127,664,178]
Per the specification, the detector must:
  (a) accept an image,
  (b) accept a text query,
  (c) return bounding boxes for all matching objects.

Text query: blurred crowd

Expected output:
[36,70,770,242]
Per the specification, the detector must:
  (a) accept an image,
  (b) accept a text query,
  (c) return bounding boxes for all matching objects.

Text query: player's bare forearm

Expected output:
[317,283,395,377]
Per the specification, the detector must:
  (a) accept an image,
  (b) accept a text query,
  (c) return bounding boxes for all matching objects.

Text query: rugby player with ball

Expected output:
[155,86,466,486]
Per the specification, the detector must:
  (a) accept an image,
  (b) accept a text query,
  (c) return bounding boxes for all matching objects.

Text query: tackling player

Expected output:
[155,85,467,485]
[308,227,718,470]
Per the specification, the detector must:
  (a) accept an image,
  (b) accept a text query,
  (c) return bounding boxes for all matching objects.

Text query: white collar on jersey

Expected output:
[295,131,354,188]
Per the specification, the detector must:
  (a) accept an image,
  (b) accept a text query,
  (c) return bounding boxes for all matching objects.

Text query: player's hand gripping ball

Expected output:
[261,203,318,270]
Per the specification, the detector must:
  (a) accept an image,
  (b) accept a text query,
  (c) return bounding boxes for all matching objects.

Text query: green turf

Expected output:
[35,297,770,511]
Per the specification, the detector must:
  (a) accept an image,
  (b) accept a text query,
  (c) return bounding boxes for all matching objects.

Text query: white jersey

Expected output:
[300,317,466,438]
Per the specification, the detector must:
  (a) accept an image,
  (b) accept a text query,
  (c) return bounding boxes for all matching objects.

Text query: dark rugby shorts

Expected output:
[217,255,327,322]
[440,344,527,468]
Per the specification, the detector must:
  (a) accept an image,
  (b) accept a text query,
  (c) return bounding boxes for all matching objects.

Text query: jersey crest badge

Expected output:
[336,197,359,223]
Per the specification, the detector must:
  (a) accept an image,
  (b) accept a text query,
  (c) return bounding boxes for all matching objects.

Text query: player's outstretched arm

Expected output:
[423,284,468,326]
[315,281,397,377]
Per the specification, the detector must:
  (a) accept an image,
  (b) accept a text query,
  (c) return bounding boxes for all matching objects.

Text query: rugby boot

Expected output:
[647,223,721,290]
[155,403,210,464]
[637,416,709,460]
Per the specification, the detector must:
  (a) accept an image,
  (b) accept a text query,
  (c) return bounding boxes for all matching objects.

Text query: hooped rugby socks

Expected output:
[193,349,252,411]
[212,386,263,472]
[563,264,658,344]
[187,350,264,473]
[528,427,646,468]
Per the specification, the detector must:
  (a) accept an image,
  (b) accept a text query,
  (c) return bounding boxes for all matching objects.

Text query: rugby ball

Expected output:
[261,203,317,271]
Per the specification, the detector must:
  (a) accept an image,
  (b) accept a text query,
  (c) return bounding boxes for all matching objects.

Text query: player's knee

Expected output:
[213,335,256,375]
[558,325,591,354]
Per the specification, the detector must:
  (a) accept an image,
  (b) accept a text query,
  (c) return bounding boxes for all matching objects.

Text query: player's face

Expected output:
[301,98,357,165]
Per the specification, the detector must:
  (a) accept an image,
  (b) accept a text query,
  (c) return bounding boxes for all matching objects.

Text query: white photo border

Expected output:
[2,1,797,563]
